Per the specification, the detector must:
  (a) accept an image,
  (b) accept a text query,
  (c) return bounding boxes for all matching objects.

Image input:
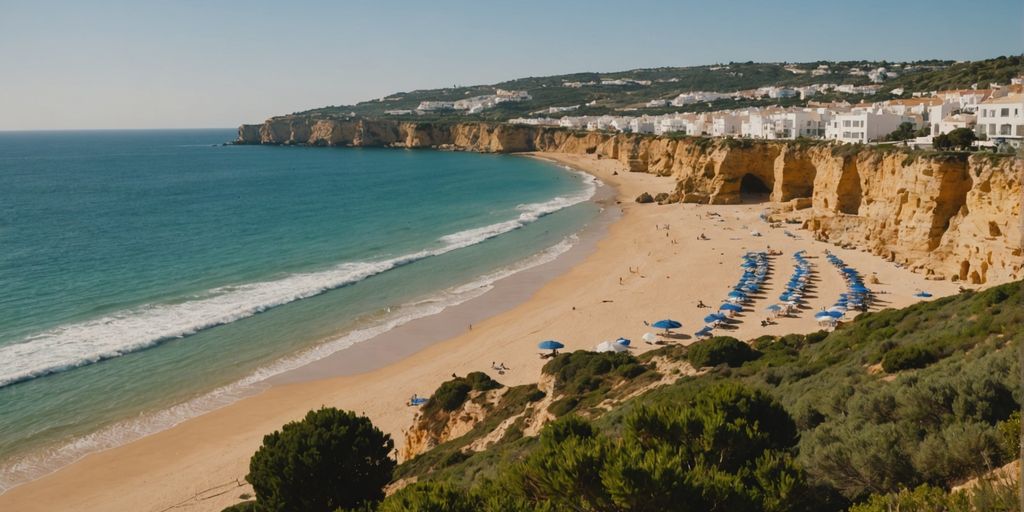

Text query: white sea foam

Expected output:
[0,234,580,493]
[0,170,599,390]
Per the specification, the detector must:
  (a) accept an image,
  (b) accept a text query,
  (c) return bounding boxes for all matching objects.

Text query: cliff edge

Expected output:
[237,117,1022,285]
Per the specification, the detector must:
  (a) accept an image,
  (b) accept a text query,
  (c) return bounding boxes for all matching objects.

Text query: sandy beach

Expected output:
[0,152,962,512]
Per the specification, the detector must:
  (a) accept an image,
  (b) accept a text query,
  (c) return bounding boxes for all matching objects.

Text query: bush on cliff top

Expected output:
[424,371,502,415]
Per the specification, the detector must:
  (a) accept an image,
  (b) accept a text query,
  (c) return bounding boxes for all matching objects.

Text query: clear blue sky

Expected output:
[2,0,1021,130]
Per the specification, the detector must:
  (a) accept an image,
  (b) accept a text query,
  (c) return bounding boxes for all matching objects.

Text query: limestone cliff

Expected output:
[237,117,1021,284]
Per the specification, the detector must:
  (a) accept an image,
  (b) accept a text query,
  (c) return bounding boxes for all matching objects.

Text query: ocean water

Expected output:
[0,129,599,490]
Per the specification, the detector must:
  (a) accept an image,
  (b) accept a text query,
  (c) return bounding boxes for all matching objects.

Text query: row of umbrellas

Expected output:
[696,251,770,338]
[820,253,872,325]
[766,250,812,317]
[538,336,633,355]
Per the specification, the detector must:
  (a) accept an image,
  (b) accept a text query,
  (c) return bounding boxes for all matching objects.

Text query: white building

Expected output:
[868,67,898,83]
[508,117,559,126]
[655,117,689,135]
[495,89,531,102]
[671,91,731,106]
[416,101,455,111]
[935,89,992,112]
[826,111,913,144]
[711,113,742,136]
[835,84,882,95]
[935,114,976,136]
[629,117,656,134]
[975,93,1024,144]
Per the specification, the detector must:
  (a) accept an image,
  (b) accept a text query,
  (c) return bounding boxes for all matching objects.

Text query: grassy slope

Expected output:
[396,281,1022,505]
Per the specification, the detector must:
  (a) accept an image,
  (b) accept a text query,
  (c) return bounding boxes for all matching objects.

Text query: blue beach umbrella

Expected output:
[651,319,682,330]
[728,290,747,299]
[704,313,727,324]
[826,310,844,318]
[615,337,631,346]
[814,311,832,319]
[720,303,743,312]
[915,291,933,298]
[766,304,783,312]
[538,340,564,351]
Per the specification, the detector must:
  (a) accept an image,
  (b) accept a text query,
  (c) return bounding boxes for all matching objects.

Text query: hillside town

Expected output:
[506,78,1024,151]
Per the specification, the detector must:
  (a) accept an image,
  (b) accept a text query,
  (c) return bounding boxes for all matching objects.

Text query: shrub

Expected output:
[849,484,971,512]
[505,382,808,511]
[378,481,480,512]
[246,408,395,512]
[424,371,502,414]
[687,336,761,368]
[996,410,1021,460]
[542,351,646,395]
[221,501,257,512]
[881,345,937,372]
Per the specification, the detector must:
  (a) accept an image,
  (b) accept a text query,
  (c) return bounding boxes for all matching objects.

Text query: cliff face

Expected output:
[237,118,1022,284]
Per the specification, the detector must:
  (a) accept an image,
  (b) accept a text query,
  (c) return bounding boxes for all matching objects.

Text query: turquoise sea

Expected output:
[0,129,599,491]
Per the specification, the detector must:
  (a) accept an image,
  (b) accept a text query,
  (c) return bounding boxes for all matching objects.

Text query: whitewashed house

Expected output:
[826,111,913,143]
[935,89,993,112]
[416,101,456,111]
[936,114,977,135]
[711,113,742,137]
[629,117,657,134]
[975,93,1024,145]
[656,117,689,135]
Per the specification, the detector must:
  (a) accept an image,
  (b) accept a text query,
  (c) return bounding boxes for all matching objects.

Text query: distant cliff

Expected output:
[237,117,1022,285]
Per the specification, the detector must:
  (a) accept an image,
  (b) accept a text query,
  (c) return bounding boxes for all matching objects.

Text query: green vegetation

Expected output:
[934,127,978,151]
[227,281,1023,511]
[542,350,653,417]
[245,408,395,512]
[888,55,1024,91]
[687,335,761,367]
[280,57,1023,125]
[284,58,1024,124]
[882,121,928,142]
[423,371,502,415]
[880,344,937,372]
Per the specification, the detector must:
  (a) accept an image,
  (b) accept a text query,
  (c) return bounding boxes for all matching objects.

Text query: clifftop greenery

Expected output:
[285,56,1022,123]
[228,281,1022,511]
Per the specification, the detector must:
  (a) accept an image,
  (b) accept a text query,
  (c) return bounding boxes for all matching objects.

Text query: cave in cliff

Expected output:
[739,173,772,203]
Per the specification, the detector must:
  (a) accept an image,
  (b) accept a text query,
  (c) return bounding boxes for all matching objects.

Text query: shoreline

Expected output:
[0,152,964,512]
[270,160,619,385]
[0,153,612,493]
